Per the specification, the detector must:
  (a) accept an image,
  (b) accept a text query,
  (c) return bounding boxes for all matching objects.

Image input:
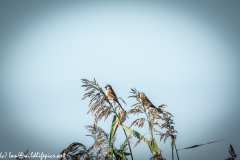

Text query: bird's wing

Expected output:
[106,89,118,101]
[110,89,118,100]
[145,96,156,108]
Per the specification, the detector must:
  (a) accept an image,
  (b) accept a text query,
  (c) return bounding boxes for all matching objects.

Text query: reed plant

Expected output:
[58,78,234,160]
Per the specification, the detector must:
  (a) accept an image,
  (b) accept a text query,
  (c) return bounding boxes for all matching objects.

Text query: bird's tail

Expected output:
[117,101,125,111]
[150,104,157,109]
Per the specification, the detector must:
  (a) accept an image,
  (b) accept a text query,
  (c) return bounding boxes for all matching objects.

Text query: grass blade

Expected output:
[109,115,117,145]
[122,125,148,144]
[122,125,161,155]
[148,138,161,155]
[177,139,224,151]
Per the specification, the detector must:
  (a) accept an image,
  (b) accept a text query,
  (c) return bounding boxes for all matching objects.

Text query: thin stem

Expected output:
[122,128,134,160]
[174,141,180,160]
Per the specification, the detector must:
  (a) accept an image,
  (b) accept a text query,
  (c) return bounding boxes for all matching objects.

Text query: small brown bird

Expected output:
[139,92,157,109]
[104,84,126,112]
[104,84,119,102]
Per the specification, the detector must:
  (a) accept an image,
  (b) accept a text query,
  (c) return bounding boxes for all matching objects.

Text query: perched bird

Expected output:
[104,84,119,102]
[139,92,171,116]
[139,92,157,109]
[112,109,127,137]
[104,84,125,113]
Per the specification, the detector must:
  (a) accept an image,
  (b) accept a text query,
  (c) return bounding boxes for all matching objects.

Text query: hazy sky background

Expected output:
[0,1,240,160]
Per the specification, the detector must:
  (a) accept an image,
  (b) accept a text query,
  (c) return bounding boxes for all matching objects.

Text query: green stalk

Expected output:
[100,87,133,160]
[122,128,134,160]
[174,141,180,160]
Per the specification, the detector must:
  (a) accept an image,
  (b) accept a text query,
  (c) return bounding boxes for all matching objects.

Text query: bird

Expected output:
[104,84,125,113]
[112,109,127,137]
[139,92,158,109]
[104,84,119,102]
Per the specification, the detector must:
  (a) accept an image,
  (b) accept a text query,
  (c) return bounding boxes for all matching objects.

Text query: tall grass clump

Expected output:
[58,78,230,160]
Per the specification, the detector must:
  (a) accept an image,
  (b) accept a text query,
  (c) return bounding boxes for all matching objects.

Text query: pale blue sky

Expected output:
[0,1,240,160]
